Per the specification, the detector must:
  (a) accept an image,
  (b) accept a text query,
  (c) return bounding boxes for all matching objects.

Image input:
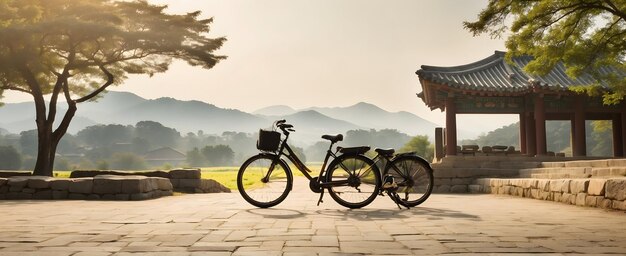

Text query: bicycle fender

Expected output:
[255,153,294,176]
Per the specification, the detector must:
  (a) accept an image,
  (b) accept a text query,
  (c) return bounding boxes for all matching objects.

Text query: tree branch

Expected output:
[52,80,77,142]
[75,65,114,103]
[0,85,32,94]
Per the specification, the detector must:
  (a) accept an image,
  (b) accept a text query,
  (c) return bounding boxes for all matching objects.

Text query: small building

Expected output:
[416,51,626,159]
[143,147,186,167]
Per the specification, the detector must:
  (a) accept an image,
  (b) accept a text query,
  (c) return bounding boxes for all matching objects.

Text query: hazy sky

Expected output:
[3,0,517,135]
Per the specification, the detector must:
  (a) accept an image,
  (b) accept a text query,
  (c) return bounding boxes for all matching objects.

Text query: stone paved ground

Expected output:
[0,178,625,255]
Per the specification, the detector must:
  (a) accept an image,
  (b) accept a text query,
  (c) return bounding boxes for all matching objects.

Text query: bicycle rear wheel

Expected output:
[237,154,293,208]
[386,155,434,207]
[325,154,381,209]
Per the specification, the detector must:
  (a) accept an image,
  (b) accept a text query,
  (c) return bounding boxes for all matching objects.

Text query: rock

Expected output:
[27,176,53,189]
[0,186,8,194]
[0,178,7,187]
[178,179,201,189]
[450,185,468,193]
[7,177,29,188]
[436,185,451,193]
[587,179,606,196]
[612,200,626,211]
[605,179,626,201]
[569,180,589,194]
[537,180,550,191]
[121,176,147,194]
[435,178,452,185]
[585,196,599,207]
[115,194,130,201]
[69,178,93,194]
[101,194,116,200]
[575,193,587,206]
[155,178,173,191]
[68,193,87,200]
[50,179,71,190]
[92,175,123,194]
[599,198,613,209]
[86,194,100,200]
[130,192,153,200]
[560,180,571,193]
[468,184,482,193]
[33,190,53,200]
[52,190,68,199]
[169,169,201,179]
[22,188,36,194]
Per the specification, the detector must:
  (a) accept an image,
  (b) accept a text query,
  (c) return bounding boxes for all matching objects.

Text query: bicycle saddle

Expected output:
[375,148,395,156]
[321,134,343,143]
[337,146,371,155]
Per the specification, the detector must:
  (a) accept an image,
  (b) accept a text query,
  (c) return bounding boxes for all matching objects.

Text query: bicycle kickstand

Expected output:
[317,189,324,206]
[389,191,409,210]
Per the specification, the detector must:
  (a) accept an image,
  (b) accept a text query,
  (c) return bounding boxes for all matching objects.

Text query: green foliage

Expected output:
[76,124,134,148]
[135,121,181,149]
[399,135,434,162]
[0,145,22,170]
[186,147,205,167]
[201,144,235,167]
[0,0,226,176]
[465,0,626,103]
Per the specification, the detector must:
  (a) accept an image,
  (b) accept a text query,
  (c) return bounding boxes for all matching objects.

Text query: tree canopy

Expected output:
[464,0,625,103]
[0,0,226,175]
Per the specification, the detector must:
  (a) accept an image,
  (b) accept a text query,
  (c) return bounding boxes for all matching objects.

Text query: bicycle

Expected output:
[372,148,434,208]
[237,120,382,209]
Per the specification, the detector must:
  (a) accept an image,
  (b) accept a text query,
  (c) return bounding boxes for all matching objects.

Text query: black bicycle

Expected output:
[372,148,434,208]
[237,120,382,209]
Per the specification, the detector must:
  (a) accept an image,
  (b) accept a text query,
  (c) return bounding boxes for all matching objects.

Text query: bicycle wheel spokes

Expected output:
[327,155,380,208]
[237,155,292,208]
[388,156,433,207]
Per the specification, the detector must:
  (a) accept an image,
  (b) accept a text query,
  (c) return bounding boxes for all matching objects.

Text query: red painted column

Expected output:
[534,95,547,156]
[613,114,623,157]
[573,96,586,156]
[445,98,457,156]
[526,113,536,156]
[519,113,527,154]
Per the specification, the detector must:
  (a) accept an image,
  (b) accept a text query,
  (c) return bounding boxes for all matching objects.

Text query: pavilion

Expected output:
[416,51,626,158]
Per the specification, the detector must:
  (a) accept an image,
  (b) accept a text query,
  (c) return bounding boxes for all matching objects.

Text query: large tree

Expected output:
[0,0,226,176]
[464,0,625,103]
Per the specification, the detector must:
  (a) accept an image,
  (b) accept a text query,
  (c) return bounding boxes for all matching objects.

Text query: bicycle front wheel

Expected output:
[387,155,434,207]
[237,154,293,208]
[325,154,381,209]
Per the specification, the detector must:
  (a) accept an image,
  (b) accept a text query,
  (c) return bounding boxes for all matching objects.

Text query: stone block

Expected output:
[147,179,158,191]
[0,178,6,186]
[569,194,576,205]
[468,184,481,193]
[22,188,36,194]
[7,177,28,188]
[155,178,173,191]
[121,176,147,194]
[50,179,70,190]
[115,194,130,200]
[541,191,551,200]
[605,179,626,200]
[33,190,53,200]
[92,176,123,194]
[560,180,571,193]
[537,180,550,191]
[27,176,53,189]
[585,196,599,207]
[130,192,153,200]
[170,178,180,188]
[592,168,611,177]
[610,167,626,177]
[569,180,589,194]
[530,189,540,199]
[52,190,68,199]
[0,186,8,193]
[68,193,86,200]
[11,192,33,199]
[86,194,100,200]
[169,169,201,179]
[575,193,587,206]
[612,200,626,211]
[178,179,201,189]
[451,178,471,185]
[553,192,561,202]
[549,180,562,192]
[101,194,116,200]
[435,185,450,193]
[514,187,524,196]
[69,178,93,194]
[609,159,626,167]
[561,193,572,203]
[599,198,612,209]
[9,186,22,192]
[587,179,606,196]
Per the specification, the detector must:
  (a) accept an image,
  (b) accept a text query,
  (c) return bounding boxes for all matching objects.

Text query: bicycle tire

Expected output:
[325,154,381,209]
[386,155,434,207]
[237,154,293,208]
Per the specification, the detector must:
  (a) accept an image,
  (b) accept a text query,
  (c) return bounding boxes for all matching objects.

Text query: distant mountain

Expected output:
[0,91,439,144]
[305,102,437,138]
[253,105,296,116]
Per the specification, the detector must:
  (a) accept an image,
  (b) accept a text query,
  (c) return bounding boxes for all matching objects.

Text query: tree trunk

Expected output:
[32,105,77,177]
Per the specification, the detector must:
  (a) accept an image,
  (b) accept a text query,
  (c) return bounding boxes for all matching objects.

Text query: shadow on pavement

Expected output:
[245,206,480,221]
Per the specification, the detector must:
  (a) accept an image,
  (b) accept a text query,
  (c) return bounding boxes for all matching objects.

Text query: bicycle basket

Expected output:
[257,129,281,152]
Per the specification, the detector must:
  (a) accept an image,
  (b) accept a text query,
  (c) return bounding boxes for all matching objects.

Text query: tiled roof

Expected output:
[416,51,622,93]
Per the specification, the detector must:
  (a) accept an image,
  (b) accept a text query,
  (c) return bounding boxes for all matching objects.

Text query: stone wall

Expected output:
[472,178,626,211]
[0,175,173,200]
[70,169,230,193]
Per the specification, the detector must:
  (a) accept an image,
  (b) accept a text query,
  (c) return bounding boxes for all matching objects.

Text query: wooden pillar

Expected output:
[434,127,444,161]
[573,96,586,156]
[534,95,547,156]
[519,113,527,154]
[613,114,623,157]
[526,113,536,156]
[445,97,457,156]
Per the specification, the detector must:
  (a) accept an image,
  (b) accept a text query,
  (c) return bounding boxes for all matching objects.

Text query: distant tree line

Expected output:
[461,121,612,157]
[0,122,433,171]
